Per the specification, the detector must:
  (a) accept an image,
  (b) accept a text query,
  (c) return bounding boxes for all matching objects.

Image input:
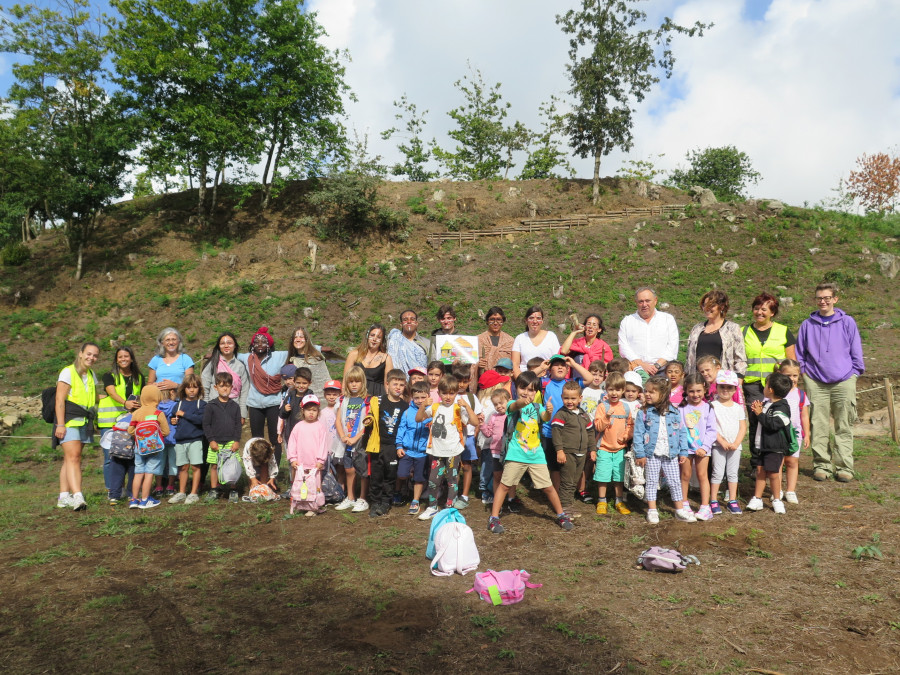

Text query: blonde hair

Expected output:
[696,355,722,371]
[343,365,368,398]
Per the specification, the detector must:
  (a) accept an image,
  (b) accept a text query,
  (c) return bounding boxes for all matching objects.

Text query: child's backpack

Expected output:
[467,569,542,605]
[636,547,700,573]
[623,449,645,499]
[290,465,324,514]
[426,507,466,559]
[133,414,165,456]
[105,415,135,460]
[430,522,480,577]
[41,387,57,423]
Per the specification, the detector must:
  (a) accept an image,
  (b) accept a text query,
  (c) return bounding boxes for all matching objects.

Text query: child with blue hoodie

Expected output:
[396,381,432,515]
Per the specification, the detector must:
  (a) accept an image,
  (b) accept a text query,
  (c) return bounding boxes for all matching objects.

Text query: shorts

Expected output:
[134,451,163,476]
[500,461,552,490]
[397,454,428,483]
[175,440,204,466]
[61,425,93,444]
[206,441,235,465]
[593,449,625,482]
[762,451,785,473]
[163,444,177,475]
[461,435,478,462]
[541,435,561,472]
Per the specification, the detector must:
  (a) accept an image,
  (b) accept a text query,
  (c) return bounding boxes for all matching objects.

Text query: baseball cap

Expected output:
[623,371,644,389]
[300,394,320,407]
[478,370,510,390]
[715,370,739,386]
[548,354,567,364]
[280,364,297,378]
[323,379,342,391]
[495,358,513,370]
[408,367,427,377]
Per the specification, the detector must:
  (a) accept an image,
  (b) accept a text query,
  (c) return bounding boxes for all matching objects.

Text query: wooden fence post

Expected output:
[885,378,898,443]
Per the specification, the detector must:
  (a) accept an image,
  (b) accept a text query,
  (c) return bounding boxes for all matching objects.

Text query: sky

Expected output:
[307,0,900,207]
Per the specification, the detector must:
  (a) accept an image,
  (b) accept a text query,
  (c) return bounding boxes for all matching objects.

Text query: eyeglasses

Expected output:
[815,296,834,303]
[487,317,503,323]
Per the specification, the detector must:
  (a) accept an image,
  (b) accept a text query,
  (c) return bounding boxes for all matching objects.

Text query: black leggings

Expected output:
[743,381,765,468]
[249,406,282,466]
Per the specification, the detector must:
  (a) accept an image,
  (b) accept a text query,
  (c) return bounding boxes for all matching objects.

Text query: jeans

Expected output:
[108,457,135,500]
[478,446,494,494]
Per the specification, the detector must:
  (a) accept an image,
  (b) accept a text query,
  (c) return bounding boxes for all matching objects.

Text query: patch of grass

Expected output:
[142,259,197,278]
[83,594,127,610]
[851,533,883,561]
[861,594,883,604]
[14,545,71,566]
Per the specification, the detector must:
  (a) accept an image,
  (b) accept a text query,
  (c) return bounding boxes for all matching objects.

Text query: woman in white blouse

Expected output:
[511,305,560,376]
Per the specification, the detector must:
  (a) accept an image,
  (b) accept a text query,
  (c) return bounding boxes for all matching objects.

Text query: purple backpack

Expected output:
[467,569,541,605]
[637,547,700,573]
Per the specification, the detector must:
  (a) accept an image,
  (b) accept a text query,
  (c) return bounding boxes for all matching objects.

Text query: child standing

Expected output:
[202,372,243,503]
[451,363,483,510]
[320,379,342,456]
[169,374,206,505]
[480,388,511,506]
[540,354,593,493]
[333,367,370,512]
[697,355,743,404]
[679,374,716,521]
[632,376,696,524]
[709,370,747,515]
[622,371,644,414]
[278,366,312,446]
[747,373,796,514]
[592,372,634,515]
[287,395,329,515]
[396,381,432,515]
[127,384,170,509]
[363,369,409,517]
[779,359,810,504]
[551,381,596,515]
[426,361,445,403]
[487,371,574,534]
[666,361,685,406]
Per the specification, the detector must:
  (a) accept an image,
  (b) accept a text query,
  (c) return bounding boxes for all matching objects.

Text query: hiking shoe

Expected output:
[695,505,713,521]
[204,489,219,502]
[835,471,853,483]
[391,493,403,506]
[784,491,799,504]
[595,501,608,515]
[228,490,239,503]
[646,509,660,524]
[185,494,200,505]
[57,495,73,509]
[710,501,723,515]
[481,494,494,505]
[813,469,829,481]
[488,516,505,534]
[452,497,470,510]
[408,500,420,516]
[139,497,160,510]
[334,497,355,511]
[351,499,369,513]
[614,501,632,515]
[727,500,743,514]
[577,491,594,504]
[505,497,523,514]
[674,508,697,522]
[556,513,574,531]
[169,492,186,505]
[771,498,786,514]
[71,493,87,511]
[418,505,440,521]
[746,496,764,511]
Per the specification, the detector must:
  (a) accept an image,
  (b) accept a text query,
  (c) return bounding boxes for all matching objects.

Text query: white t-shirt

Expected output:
[580,387,604,417]
[653,419,670,457]
[512,331,561,366]
[58,368,100,389]
[711,400,746,448]
[429,403,464,458]
[455,392,483,437]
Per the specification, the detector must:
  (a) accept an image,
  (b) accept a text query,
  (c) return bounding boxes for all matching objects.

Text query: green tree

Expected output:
[667,145,761,200]
[556,0,710,204]
[381,94,437,182]
[519,96,575,180]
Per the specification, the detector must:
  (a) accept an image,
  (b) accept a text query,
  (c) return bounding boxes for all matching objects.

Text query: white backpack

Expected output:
[430,522,480,577]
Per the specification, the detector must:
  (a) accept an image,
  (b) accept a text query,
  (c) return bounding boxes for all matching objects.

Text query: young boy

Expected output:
[592,372,634,515]
[396,381,432,515]
[363,369,409,517]
[451,363,483,509]
[575,359,607,503]
[278,366,312,446]
[747,373,795,515]
[202,373,243,502]
[488,371,573,534]
[540,354,593,493]
[408,367,427,387]
[551,380,596,515]
[415,374,477,520]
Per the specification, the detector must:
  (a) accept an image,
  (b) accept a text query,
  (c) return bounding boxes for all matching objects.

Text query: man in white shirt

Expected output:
[617,287,679,376]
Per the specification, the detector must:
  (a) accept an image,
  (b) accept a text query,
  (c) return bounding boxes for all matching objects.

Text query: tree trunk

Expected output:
[262,137,285,211]
[592,148,602,205]
[197,153,208,215]
[74,241,84,281]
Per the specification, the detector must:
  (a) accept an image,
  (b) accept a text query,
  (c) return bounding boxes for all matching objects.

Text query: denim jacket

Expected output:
[633,404,688,459]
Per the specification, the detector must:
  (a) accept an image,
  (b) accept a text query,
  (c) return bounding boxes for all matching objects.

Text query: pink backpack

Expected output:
[466,569,541,606]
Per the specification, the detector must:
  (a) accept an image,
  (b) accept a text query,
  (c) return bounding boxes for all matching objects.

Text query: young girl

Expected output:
[709,370,747,515]
[697,355,743,404]
[666,360,685,406]
[779,359,810,504]
[632,376,695,524]
[476,382,508,504]
[426,360,445,403]
[242,437,279,501]
[287,395,329,515]
[333,367,370,512]
[679,374,717,520]
[575,360,607,503]
[169,374,206,504]
[127,384,170,509]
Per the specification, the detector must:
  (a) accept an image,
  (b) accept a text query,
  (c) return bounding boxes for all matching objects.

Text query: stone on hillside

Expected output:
[552,285,564,299]
[660,303,670,310]
[747,238,757,246]
[808,248,820,255]
[877,252,899,279]
[507,187,520,198]
[648,184,661,200]
[477,309,485,320]
[689,186,717,206]
[457,254,473,264]
[864,274,872,282]
[457,197,476,213]
[628,238,638,249]
[633,181,648,198]
[780,297,794,308]
[766,200,785,212]
[720,261,739,274]
[127,253,138,262]
[525,200,537,217]
[432,189,445,202]
[349,311,360,322]
[557,235,568,247]
[667,220,679,228]
[303,307,314,318]
[776,285,788,291]
[320,264,336,274]
[724,215,736,223]
[716,248,723,255]
[650,240,660,247]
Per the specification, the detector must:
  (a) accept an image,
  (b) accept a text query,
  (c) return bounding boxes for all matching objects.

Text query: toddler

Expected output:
[709,370,746,515]
[287,395,329,515]
[747,373,796,514]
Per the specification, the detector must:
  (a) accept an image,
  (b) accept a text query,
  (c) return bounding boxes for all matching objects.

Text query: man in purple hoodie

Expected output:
[795,282,864,483]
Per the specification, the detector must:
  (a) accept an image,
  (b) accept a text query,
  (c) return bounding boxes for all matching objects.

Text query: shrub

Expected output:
[667,145,761,201]
[308,171,410,243]
[1,242,31,266]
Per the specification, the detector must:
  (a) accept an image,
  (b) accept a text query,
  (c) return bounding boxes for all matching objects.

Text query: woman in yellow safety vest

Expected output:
[742,293,796,474]
[55,342,101,512]
[98,347,144,501]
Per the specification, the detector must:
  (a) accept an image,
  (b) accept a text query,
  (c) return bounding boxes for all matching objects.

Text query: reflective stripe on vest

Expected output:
[65,365,96,428]
[97,373,142,428]
[743,323,788,383]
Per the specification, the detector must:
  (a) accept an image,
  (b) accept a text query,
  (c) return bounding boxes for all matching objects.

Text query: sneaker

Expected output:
[813,469,829,482]
[674,508,697,522]
[334,498,355,511]
[185,493,200,505]
[56,495,73,509]
[695,505,713,521]
[746,496,764,511]
[481,494,494,505]
[418,505,440,521]
[169,492,186,504]
[152,486,163,498]
[452,497,470,510]
[488,516,505,534]
[351,499,369,513]
[681,501,695,516]
[710,501,723,515]
[139,497,160,510]
[784,491,799,504]
[128,498,141,509]
[595,501,608,515]
[71,493,87,511]
[204,489,219,502]
[280,490,291,500]
[164,487,176,498]
[835,470,853,483]
[369,504,385,518]
[577,491,594,505]
[646,509,660,524]
[408,500,421,516]
[564,509,582,519]
[614,501,631,515]
[108,498,119,506]
[727,500,743,514]
[391,493,403,507]
[228,490,239,503]
[505,497,523,514]
[771,498,786,514]
[556,513,574,531]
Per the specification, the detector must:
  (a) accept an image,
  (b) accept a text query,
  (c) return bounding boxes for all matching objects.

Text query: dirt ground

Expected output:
[1,434,898,675]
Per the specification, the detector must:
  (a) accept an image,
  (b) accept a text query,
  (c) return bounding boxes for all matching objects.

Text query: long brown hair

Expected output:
[644,375,672,415]
[287,326,324,363]
[355,324,387,359]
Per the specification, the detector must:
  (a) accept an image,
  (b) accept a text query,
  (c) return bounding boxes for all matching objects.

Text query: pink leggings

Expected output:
[644,455,684,504]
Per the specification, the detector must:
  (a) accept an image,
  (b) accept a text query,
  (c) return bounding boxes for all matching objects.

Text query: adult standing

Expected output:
[559,313,614,369]
[97,346,144,499]
[54,342,101,511]
[742,293,796,473]
[511,306,561,376]
[287,326,331,396]
[795,283,864,482]
[387,310,429,377]
[238,327,287,466]
[201,332,249,420]
[427,304,459,361]
[685,290,747,375]
[617,287,679,378]
[343,324,393,396]
[147,328,194,393]
[471,306,515,392]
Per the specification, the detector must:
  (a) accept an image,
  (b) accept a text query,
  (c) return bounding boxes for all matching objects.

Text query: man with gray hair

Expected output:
[617,287,679,376]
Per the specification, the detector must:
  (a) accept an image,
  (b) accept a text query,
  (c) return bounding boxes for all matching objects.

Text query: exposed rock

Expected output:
[525,200,537,218]
[127,253,138,262]
[432,189,445,202]
[720,261,739,274]
[648,184,661,200]
[557,235,568,247]
[724,215,736,223]
[457,254,473,264]
[552,285,564,299]
[716,248,723,255]
[877,252,899,279]
[689,185,717,206]
[766,200,785,212]
[667,220,679,228]
[649,240,660,247]
[457,197,476,213]
[747,238,757,247]
[303,307,314,318]
[660,303,670,310]
[628,238,638,250]
[808,248,821,255]
[729,224,739,233]
[507,187,520,198]
[780,297,794,308]
[320,264,336,274]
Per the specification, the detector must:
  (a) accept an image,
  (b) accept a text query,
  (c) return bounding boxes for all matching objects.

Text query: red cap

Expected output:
[408,367,427,377]
[478,370,510,390]
[323,379,342,391]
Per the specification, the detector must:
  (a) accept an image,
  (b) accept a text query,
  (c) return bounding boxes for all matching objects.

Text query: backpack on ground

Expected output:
[467,569,542,605]
[636,546,700,573]
[133,415,165,456]
[320,461,345,504]
[247,484,279,502]
[426,507,466,559]
[430,521,480,577]
[290,465,324,514]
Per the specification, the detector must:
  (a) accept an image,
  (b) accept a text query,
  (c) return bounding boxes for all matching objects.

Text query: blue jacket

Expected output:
[158,399,179,445]
[237,351,289,409]
[633,404,688,460]
[395,403,430,458]
[173,399,206,443]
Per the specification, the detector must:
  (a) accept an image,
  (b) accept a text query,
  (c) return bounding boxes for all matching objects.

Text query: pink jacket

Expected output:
[287,420,329,468]
[481,413,507,457]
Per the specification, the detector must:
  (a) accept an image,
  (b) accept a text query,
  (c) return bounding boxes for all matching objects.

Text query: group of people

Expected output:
[52,283,864,532]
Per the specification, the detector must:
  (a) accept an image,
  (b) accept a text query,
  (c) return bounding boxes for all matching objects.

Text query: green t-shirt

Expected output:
[504,400,546,465]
